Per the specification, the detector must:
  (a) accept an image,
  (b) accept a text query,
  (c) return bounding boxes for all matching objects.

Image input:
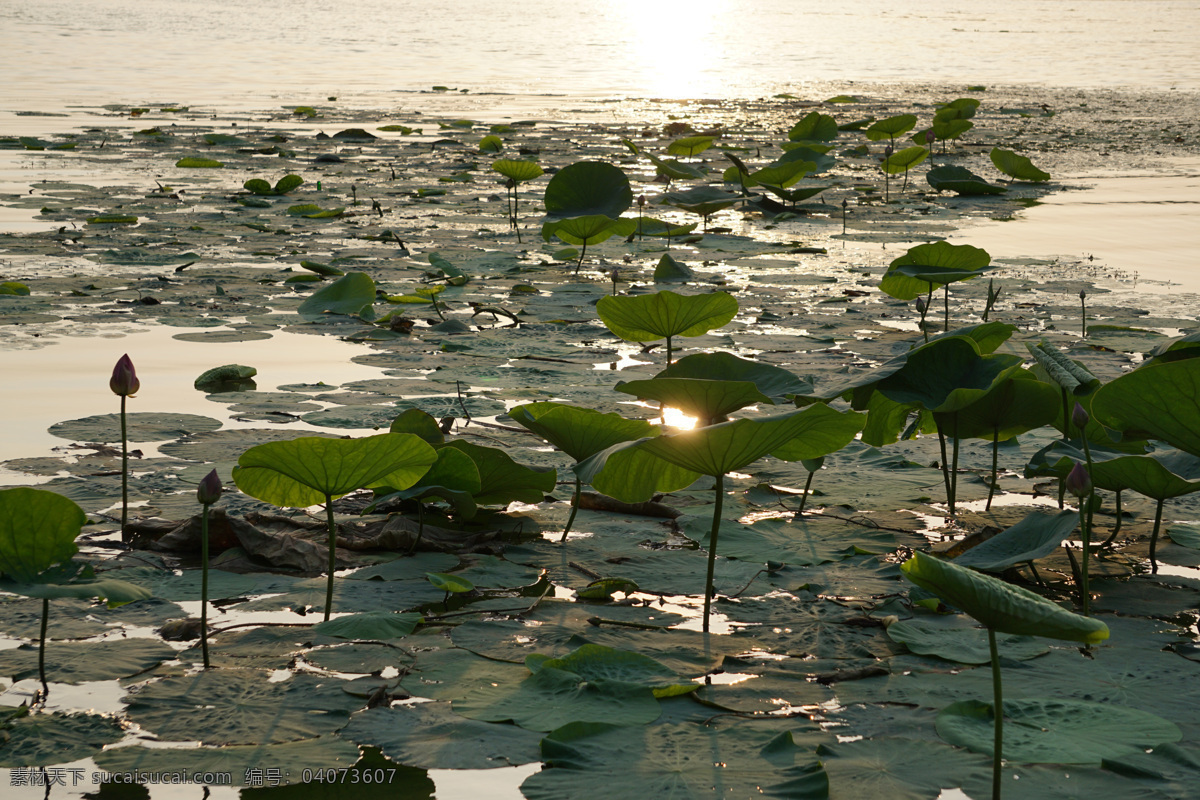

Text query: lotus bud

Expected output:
[1066,461,1092,498]
[885,144,894,156]
[637,194,646,208]
[197,469,223,506]
[1072,402,1090,431]
[1079,289,1087,300]
[924,129,936,145]
[916,297,927,314]
[109,354,140,397]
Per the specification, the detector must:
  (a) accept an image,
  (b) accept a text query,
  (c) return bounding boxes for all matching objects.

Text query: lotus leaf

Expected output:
[310,611,423,640]
[882,145,929,174]
[508,402,658,463]
[0,712,125,767]
[879,241,991,301]
[0,487,85,581]
[491,158,543,183]
[952,510,1080,572]
[990,147,1051,182]
[657,351,813,399]
[666,135,714,156]
[596,289,738,363]
[647,152,707,180]
[543,160,632,219]
[615,377,771,425]
[298,271,377,320]
[927,165,1006,195]
[1092,358,1200,456]
[886,616,1049,664]
[529,644,692,697]
[865,113,918,141]
[816,737,993,800]
[788,111,839,142]
[653,252,695,281]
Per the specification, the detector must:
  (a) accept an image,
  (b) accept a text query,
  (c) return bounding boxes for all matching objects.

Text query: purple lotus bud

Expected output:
[197,469,223,506]
[1079,289,1087,300]
[924,129,935,144]
[1072,402,1089,431]
[885,144,894,156]
[637,194,646,208]
[109,354,140,397]
[1066,461,1092,498]
[916,297,927,314]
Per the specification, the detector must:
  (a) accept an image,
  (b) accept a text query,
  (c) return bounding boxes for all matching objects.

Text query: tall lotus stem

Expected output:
[1066,461,1093,614]
[196,469,222,669]
[1149,497,1165,574]
[1079,289,1087,338]
[38,597,49,700]
[988,627,1004,800]
[560,476,582,542]
[702,474,725,633]
[882,144,894,203]
[324,493,337,622]
[986,426,1000,511]
[110,354,139,543]
[1074,402,1097,562]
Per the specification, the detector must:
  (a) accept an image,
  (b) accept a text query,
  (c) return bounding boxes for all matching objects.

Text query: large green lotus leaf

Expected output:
[769,403,865,461]
[816,737,993,800]
[891,262,985,286]
[1,568,152,608]
[723,596,899,659]
[777,145,837,172]
[885,615,1049,664]
[445,554,543,589]
[370,446,481,518]
[520,719,828,800]
[574,438,700,504]
[759,182,828,204]
[0,638,175,684]
[877,338,1023,413]
[0,712,124,767]
[440,440,556,505]
[310,611,423,640]
[304,642,414,674]
[694,665,835,713]
[750,160,814,189]
[507,402,659,463]
[233,433,436,507]
[936,698,1179,764]
[453,665,661,731]
[0,596,111,639]
[639,409,841,477]
[878,241,991,301]
[788,111,839,142]
[1092,358,1200,456]
[297,272,376,321]
[596,289,738,343]
[657,352,813,399]
[614,377,771,423]
[543,161,632,219]
[678,514,895,567]
[1027,340,1101,396]
[660,185,742,217]
[1104,742,1200,796]
[951,510,1080,571]
[990,147,1051,182]
[236,575,444,614]
[388,408,446,445]
[1037,443,1200,500]
[0,487,84,581]
[865,113,918,141]
[491,158,543,183]
[1144,332,1200,367]
[859,390,928,446]
[340,703,542,770]
[531,644,690,696]
[666,135,714,156]
[48,412,222,443]
[647,152,707,180]
[932,117,975,141]
[951,371,1060,441]
[123,671,358,745]
[881,145,929,174]
[401,645,532,701]
[541,214,636,246]
[94,736,360,787]
[900,551,1109,643]
[926,165,1006,195]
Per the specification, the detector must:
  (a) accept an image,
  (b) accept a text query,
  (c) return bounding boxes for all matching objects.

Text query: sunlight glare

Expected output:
[662,405,699,429]
[605,0,731,98]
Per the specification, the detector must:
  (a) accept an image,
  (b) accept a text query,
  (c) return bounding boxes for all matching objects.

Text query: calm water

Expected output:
[1,0,1198,111]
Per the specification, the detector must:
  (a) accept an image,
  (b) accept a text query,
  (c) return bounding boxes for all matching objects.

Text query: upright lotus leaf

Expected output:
[865,113,918,142]
[389,407,446,445]
[244,174,303,196]
[575,439,701,505]
[931,117,975,145]
[233,434,436,508]
[666,136,714,156]
[441,440,556,506]
[615,378,772,427]
[769,404,866,462]
[902,551,1108,642]
[952,510,1082,572]
[659,186,741,229]
[0,488,86,582]
[543,160,632,219]
[877,338,1023,414]
[879,241,991,301]
[508,403,659,464]
[777,145,837,173]
[927,165,1006,195]
[653,252,695,282]
[492,159,544,183]
[1143,332,1200,367]
[369,446,482,520]
[881,145,929,175]
[508,403,659,538]
[935,98,981,120]
[647,152,707,181]
[298,271,377,321]
[750,160,814,190]
[788,111,839,142]
[658,352,813,400]
[1093,358,1200,456]
[990,147,1051,182]
[596,290,738,364]
[541,215,637,272]
[428,252,468,286]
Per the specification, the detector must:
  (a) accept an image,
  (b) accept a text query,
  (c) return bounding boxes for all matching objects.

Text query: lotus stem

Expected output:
[324,494,336,622]
[560,476,582,542]
[1150,497,1165,574]
[120,395,130,542]
[937,429,952,512]
[950,413,961,515]
[665,335,673,365]
[986,429,999,511]
[1080,291,1087,338]
[1077,500,1091,615]
[38,597,49,700]
[200,504,211,669]
[409,503,425,555]
[574,241,587,274]
[1100,491,1123,548]
[988,626,1004,800]
[798,470,816,514]
[702,473,725,634]
[943,285,950,332]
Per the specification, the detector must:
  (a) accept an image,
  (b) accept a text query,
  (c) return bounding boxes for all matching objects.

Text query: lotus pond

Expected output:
[2,85,1200,800]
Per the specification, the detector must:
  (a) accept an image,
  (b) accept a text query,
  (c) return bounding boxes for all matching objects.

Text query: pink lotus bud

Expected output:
[1066,461,1092,498]
[916,297,927,314]
[637,194,646,208]
[1079,289,1087,300]
[1072,402,1089,431]
[924,129,935,144]
[197,469,223,506]
[109,354,140,397]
